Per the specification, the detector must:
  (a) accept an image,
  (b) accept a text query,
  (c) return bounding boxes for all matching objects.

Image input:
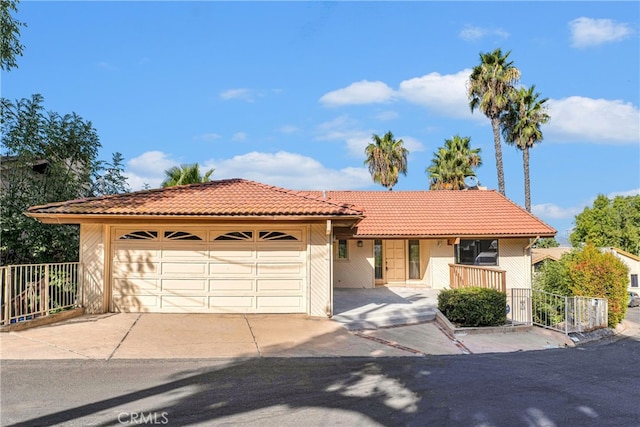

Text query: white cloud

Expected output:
[316,115,423,157]
[459,25,509,42]
[399,136,425,153]
[569,17,634,48]
[319,80,395,106]
[532,203,582,220]
[608,188,640,198]
[532,187,640,231]
[398,70,477,119]
[317,70,480,120]
[546,97,640,143]
[126,151,179,190]
[219,88,254,101]
[124,150,373,191]
[204,151,372,190]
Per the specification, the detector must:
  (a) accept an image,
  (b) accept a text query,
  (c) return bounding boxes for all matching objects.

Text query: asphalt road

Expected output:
[2,336,639,427]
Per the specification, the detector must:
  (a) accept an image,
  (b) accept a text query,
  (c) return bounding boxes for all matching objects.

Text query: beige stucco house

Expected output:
[602,247,640,293]
[26,178,556,317]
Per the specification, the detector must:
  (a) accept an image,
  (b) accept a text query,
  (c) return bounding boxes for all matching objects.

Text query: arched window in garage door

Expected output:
[259,231,299,241]
[118,230,158,240]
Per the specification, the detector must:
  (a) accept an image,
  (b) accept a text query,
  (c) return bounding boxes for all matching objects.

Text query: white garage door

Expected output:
[111,227,308,313]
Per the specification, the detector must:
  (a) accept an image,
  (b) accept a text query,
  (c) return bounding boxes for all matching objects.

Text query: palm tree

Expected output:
[468,48,521,196]
[501,85,550,212]
[161,163,214,187]
[426,135,482,190]
[364,131,408,190]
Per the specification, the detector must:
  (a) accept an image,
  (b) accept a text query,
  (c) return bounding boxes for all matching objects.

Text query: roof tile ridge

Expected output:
[247,182,364,214]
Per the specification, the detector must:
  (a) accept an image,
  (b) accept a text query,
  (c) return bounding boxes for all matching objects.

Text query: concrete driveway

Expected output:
[0,286,590,359]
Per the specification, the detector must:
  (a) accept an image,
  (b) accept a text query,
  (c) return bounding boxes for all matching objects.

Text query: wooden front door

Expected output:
[384,240,406,283]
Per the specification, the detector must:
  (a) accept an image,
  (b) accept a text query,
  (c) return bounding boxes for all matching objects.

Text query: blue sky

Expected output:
[2,1,639,244]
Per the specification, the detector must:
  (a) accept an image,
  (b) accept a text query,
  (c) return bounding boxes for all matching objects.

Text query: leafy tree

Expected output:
[162,163,214,187]
[364,131,408,190]
[534,237,560,248]
[534,244,629,327]
[501,85,550,212]
[426,135,481,190]
[1,0,26,71]
[468,48,520,196]
[570,194,640,255]
[565,243,629,327]
[91,152,130,196]
[533,254,572,296]
[1,94,128,264]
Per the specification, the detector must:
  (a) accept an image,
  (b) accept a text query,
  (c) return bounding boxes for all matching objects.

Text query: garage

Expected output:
[110,226,308,313]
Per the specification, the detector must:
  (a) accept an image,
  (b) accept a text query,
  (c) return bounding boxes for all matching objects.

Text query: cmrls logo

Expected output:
[118,412,169,425]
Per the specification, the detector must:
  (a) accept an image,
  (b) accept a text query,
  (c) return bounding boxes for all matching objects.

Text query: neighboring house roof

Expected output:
[26,179,557,238]
[531,247,573,265]
[532,246,640,265]
[602,247,640,262]
[26,178,364,223]
[312,190,556,238]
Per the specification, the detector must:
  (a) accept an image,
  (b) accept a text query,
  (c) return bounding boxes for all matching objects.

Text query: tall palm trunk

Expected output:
[523,145,531,212]
[491,117,506,196]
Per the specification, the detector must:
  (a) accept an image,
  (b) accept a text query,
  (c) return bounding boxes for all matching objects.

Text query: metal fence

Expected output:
[1,262,81,326]
[506,288,608,334]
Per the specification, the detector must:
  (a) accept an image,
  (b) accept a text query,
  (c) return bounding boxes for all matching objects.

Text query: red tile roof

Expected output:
[27,179,556,237]
[314,190,556,238]
[27,179,364,218]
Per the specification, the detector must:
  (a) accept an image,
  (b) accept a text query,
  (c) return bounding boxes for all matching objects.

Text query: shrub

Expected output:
[534,257,572,296]
[565,243,629,327]
[438,287,507,327]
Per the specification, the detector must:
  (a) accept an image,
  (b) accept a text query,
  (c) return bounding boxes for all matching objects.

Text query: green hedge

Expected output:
[438,287,507,327]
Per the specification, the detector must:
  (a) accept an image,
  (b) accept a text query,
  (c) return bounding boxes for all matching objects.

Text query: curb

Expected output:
[434,310,532,336]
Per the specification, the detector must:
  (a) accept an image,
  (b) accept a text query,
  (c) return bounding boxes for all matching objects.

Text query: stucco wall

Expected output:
[79,223,105,313]
[606,250,640,291]
[499,238,532,289]
[427,240,454,289]
[308,223,332,317]
[333,239,375,288]
[427,238,533,290]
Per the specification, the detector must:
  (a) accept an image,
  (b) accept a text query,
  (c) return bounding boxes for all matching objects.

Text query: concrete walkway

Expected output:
[3,286,628,360]
[333,287,440,330]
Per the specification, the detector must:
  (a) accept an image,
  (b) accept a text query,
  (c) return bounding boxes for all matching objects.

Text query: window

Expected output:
[119,231,158,240]
[455,239,499,266]
[214,231,253,241]
[164,231,202,241]
[408,240,420,279]
[337,239,348,260]
[259,231,298,241]
[632,274,639,288]
[374,239,383,279]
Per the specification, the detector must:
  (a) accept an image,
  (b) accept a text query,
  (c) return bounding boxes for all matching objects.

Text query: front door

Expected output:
[384,240,406,283]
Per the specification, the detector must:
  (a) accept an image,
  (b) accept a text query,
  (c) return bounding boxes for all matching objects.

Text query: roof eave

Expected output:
[349,232,556,239]
[25,212,365,225]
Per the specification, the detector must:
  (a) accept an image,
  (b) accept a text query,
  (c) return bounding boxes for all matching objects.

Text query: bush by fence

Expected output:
[438,287,507,327]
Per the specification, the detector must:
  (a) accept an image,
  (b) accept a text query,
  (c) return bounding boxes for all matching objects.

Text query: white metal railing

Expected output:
[1,262,80,326]
[508,288,608,334]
